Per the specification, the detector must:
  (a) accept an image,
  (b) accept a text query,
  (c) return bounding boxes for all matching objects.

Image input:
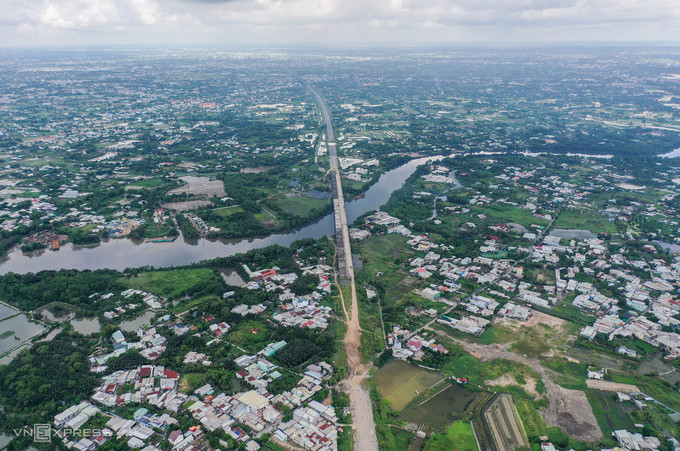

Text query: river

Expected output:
[0,157,440,275]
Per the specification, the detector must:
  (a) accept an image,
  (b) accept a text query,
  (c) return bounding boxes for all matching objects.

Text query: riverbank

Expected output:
[0,156,440,275]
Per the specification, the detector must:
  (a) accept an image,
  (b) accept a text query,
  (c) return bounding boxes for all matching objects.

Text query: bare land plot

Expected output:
[168,176,226,197]
[164,200,213,212]
[586,380,640,393]
[439,331,603,443]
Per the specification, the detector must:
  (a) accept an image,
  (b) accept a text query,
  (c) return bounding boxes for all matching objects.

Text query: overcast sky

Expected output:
[2,0,680,48]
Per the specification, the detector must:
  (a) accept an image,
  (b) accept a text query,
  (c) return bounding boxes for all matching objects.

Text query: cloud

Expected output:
[1,0,680,46]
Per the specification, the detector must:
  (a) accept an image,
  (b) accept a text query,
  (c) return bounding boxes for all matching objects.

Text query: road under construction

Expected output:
[306,83,379,451]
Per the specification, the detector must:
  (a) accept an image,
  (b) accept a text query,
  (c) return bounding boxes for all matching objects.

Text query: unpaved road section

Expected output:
[311,82,379,451]
[586,379,640,393]
[434,329,603,443]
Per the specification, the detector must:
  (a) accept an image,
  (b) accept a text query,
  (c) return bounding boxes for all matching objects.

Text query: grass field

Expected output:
[128,179,164,188]
[179,372,208,393]
[399,384,481,431]
[375,360,445,411]
[359,234,410,285]
[270,195,330,218]
[476,204,549,228]
[227,319,273,353]
[212,206,244,218]
[586,389,635,436]
[126,268,222,299]
[552,208,617,233]
[425,421,478,451]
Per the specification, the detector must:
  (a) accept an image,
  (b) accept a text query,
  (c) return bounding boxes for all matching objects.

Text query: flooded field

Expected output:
[399,384,481,431]
[375,360,445,411]
[0,314,46,355]
[0,302,17,320]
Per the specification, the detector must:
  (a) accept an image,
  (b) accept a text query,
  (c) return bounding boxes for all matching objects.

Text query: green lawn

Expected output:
[586,389,635,436]
[425,421,478,451]
[476,204,549,228]
[126,268,223,299]
[271,196,330,218]
[552,208,617,233]
[129,179,164,188]
[212,206,244,218]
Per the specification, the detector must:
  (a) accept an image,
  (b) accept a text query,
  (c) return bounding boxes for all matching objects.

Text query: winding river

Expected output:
[0,157,440,275]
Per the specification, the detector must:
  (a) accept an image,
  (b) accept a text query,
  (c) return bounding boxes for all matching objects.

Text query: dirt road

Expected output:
[433,328,603,443]
[309,81,378,451]
[338,277,379,451]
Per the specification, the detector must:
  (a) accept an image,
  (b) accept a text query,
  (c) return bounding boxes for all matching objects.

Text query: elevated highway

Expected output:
[305,83,378,451]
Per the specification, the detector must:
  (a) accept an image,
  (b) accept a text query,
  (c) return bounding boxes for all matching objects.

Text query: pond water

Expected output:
[0,302,18,320]
[0,314,46,355]
[220,268,247,287]
[120,310,156,332]
[71,317,102,335]
[0,157,440,275]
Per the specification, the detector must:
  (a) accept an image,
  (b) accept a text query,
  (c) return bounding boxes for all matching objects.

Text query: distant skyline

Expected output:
[2,0,680,48]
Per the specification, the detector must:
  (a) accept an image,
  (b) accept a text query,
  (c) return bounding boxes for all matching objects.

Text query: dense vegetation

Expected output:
[0,269,125,311]
[0,331,99,430]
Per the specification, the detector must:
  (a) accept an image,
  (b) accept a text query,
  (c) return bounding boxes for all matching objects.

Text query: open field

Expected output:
[586,389,636,436]
[492,310,579,359]
[359,234,411,286]
[483,394,529,451]
[167,176,226,197]
[586,380,639,392]
[126,268,222,299]
[399,384,481,431]
[552,208,617,233]
[270,195,330,218]
[437,329,602,442]
[164,199,213,211]
[425,421,478,451]
[374,360,444,411]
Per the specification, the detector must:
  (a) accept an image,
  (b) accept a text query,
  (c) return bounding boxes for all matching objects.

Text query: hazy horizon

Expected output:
[2,0,680,48]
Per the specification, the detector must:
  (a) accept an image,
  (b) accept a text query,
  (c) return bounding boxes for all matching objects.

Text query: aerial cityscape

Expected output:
[2,5,680,451]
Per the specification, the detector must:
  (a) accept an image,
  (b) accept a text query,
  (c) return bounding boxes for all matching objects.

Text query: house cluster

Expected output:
[190,361,336,450]
[438,315,491,335]
[90,329,167,371]
[235,354,282,390]
[274,399,339,450]
[387,326,449,360]
[300,263,333,293]
[497,302,532,321]
[91,365,183,409]
[52,401,112,451]
[105,410,181,450]
[121,289,165,310]
[243,265,298,291]
[231,303,267,317]
[611,429,661,450]
[208,322,231,337]
[184,212,219,236]
[273,294,333,330]
[548,238,680,360]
